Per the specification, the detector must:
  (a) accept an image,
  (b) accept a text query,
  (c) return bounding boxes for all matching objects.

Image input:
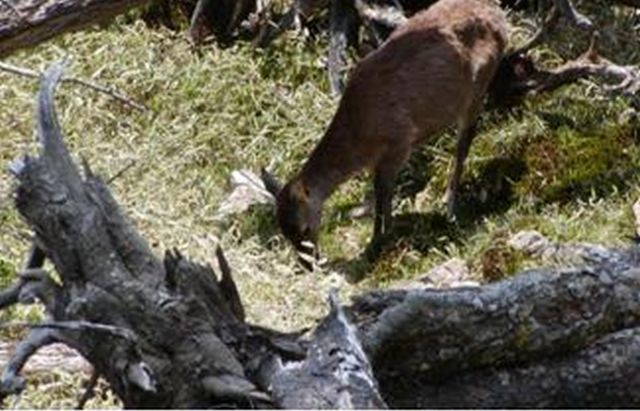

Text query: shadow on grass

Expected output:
[332,155,528,283]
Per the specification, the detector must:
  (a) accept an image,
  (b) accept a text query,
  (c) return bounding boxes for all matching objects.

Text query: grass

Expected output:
[0,3,639,407]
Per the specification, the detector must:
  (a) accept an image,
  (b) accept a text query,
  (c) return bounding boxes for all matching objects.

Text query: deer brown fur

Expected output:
[263,0,508,267]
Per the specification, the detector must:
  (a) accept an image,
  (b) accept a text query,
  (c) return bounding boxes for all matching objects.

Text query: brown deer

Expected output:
[262,0,509,268]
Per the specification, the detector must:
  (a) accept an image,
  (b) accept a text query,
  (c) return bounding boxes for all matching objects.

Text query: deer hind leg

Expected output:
[444,119,478,219]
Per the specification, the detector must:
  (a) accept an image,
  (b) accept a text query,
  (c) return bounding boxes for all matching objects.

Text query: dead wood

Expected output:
[0,0,153,58]
[327,0,358,95]
[3,61,640,408]
[491,32,640,109]
[188,0,256,44]
[387,327,640,408]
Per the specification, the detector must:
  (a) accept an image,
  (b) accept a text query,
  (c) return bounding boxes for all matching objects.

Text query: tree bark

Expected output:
[386,327,640,408]
[0,0,152,58]
[2,62,640,408]
[356,256,640,382]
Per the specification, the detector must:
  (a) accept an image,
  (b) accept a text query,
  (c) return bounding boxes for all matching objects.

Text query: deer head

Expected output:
[261,168,321,270]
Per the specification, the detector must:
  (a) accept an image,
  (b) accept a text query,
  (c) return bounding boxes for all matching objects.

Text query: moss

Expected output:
[0,257,15,289]
[517,123,639,204]
[477,231,527,282]
[514,322,532,350]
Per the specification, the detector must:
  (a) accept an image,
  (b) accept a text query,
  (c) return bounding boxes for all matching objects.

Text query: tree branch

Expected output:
[0,267,63,317]
[0,61,146,111]
[35,321,139,343]
[0,281,21,311]
[6,60,640,408]
[493,32,640,109]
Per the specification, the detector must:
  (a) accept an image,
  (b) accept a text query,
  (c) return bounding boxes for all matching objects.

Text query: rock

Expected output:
[633,198,640,238]
[215,169,275,220]
[418,258,469,288]
[507,230,553,257]
[0,342,91,374]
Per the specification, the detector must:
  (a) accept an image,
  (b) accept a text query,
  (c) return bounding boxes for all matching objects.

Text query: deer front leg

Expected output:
[444,122,477,219]
[373,167,395,241]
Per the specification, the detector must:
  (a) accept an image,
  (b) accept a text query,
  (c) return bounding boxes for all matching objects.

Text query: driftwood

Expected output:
[2,62,640,408]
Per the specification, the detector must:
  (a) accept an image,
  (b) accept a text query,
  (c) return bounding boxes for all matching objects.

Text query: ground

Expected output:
[0,3,639,407]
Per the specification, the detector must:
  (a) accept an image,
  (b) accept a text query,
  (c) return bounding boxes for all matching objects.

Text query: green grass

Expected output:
[0,4,639,407]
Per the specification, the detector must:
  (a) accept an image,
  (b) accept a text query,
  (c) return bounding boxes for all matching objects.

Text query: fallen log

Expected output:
[0,0,152,58]
[388,326,640,408]
[2,62,640,408]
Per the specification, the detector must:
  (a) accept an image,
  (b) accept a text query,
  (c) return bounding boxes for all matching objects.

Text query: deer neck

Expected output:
[298,117,355,202]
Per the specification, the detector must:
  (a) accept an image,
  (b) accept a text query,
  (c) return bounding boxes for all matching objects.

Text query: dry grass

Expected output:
[0,3,639,407]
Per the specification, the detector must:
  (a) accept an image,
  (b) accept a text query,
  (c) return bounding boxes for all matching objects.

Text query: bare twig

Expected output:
[188,0,213,44]
[106,159,137,184]
[0,281,22,310]
[0,62,146,111]
[511,0,593,56]
[499,33,640,108]
[532,33,640,99]
[0,266,61,315]
[0,321,138,342]
[34,321,139,342]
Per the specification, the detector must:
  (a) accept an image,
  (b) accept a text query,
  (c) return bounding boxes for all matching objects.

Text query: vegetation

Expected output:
[0,4,638,407]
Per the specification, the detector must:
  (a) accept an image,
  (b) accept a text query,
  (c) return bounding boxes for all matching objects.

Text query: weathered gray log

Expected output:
[352,259,640,397]
[356,251,640,375]
[3,62,640,408]
[387,326,640,408]
[264,292,387,409]
[0,0,152,58]
[2,62,277,408]
[0,62,380,409]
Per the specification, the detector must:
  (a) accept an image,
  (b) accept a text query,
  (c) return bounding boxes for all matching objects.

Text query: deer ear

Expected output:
[261,168,283,197]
